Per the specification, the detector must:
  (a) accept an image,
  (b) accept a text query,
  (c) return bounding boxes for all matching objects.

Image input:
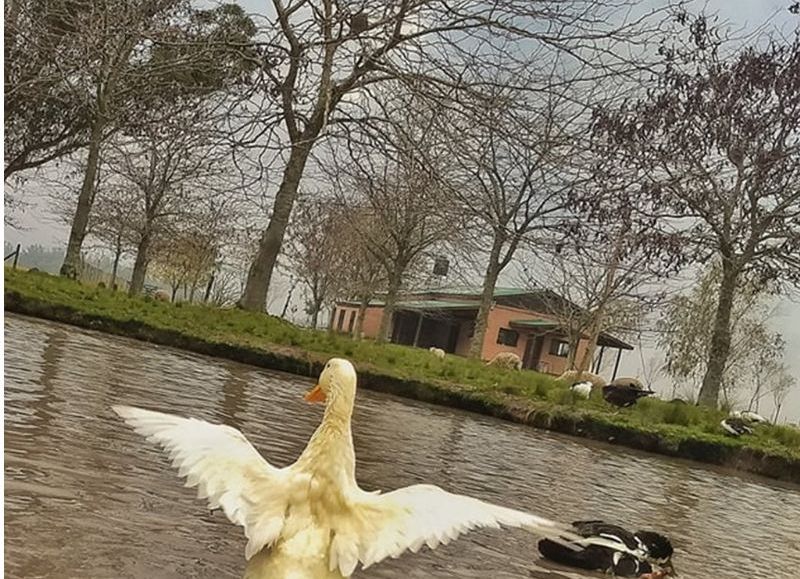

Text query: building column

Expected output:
[594,345,605,373]
[612,348,623,380]
[412,312,424,347]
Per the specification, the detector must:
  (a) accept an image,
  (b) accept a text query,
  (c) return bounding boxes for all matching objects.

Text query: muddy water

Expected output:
[4,315,799,579]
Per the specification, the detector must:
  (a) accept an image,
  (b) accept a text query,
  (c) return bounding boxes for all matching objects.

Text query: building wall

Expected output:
[480,305,590,376]
[332,301,600,378]
[454,320,474,357]
[330,305,384,338]
[360,307,384,338]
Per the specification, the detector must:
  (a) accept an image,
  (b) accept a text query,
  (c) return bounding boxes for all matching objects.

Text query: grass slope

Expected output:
[5,268,800,480]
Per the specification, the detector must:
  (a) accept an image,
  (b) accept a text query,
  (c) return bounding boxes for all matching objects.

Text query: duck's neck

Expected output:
[299,390,356,479]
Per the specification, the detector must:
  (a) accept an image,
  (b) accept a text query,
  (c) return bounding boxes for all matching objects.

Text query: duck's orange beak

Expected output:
[304,384,326,403]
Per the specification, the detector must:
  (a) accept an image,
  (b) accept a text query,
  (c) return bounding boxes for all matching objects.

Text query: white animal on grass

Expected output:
[429,347,445,360]
[557,370,606,388]
[570,381,593,399]
[729,410,769,424]
[487,352,523,371]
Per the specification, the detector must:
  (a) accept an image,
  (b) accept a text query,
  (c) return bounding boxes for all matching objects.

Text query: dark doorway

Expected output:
[523,335,544,370]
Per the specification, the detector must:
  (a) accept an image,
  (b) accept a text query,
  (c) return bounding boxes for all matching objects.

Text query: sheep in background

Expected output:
[429,347,446,361]
[570,381,593,399]
[153,290,170,302]
[608,376,645,390]
[487,352,522,371]
[557,370,607,389]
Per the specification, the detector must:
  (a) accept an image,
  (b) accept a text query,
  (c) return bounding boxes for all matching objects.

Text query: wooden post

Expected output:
[413,312,424,347]
[12,244,20,269]
[612,348,623,380]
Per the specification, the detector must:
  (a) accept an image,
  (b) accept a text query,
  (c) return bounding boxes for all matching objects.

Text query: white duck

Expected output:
[114,358,574,579]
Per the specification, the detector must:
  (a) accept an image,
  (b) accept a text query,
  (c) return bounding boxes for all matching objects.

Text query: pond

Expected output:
[5,315,799,579]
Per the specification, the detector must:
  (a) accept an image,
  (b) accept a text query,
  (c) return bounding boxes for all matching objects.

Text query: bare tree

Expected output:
[151,230,217,301]
[58,1,258,278]
[658,262,785,406]
[101,107,233,295]
[285,196,347,328]
[337,215,386,339]
[770,367,794,423]
[4,0,93,179]
[236,0,672,311]
[327,93,459,342]
[594,20,800,407]
[440,88,581,358]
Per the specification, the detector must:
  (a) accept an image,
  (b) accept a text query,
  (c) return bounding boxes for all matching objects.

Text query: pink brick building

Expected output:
[331,286,633,377]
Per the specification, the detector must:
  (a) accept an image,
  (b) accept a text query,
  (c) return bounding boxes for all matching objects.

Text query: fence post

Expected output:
[13,243,20,269]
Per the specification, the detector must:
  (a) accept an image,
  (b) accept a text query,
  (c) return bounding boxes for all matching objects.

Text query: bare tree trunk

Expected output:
[577,235,623,372]
[190,282,198,303]
[239,143,312,311]
[469,236,504,359]
[128,230,152,296]
[281,277,299,319]
[748,375,762,412]
[577,314,605,372]
[698,259,740,407]
[203,273,215,303]
[110,234,122,289]
[378,268,404,343]
[353,295,370,340]
[60,119,104,278]
[171,283,179,302]
[565,331,581,370]
[772,403,783,424]
[309,298,323,329]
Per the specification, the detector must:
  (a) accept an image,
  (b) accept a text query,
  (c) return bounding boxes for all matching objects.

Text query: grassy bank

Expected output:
[5,268,800,482]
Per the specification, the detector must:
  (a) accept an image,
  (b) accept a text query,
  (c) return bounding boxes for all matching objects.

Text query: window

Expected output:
[549,339,570,357]
[336,309,346,331]
[347,310,356,333]
[496,328,519,347]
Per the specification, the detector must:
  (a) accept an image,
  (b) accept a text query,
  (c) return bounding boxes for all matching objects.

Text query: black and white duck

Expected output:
[721,417,752,436]
[537,520,674,577]
[602,382,655,408]
[721,409,770,436]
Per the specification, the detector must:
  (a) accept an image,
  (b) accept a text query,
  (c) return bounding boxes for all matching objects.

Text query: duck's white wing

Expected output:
[329,483,574,576]
[113,405,291,559]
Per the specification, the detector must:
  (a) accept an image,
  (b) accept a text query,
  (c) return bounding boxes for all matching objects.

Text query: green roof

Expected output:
[395,299,479,311]
[417,286,530,298]
[509,318,559,328]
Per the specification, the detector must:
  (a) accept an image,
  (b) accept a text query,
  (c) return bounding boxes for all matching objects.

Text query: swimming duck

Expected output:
[721,417,753,436]
[114,358,576,579]
[602,384,655,408]
[570,381,593,399]
[538,520,674,577]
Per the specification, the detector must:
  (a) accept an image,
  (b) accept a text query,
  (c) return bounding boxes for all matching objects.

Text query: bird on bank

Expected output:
[114,358,578,579]
[570,381,593,399]
[721,409,770,436]
[537,520,675,577]
[602,383,655,408]
[729,410,769,424]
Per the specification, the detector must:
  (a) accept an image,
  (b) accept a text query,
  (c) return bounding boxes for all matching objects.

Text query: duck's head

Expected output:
[304,358,357,405]
[635,531,675,575]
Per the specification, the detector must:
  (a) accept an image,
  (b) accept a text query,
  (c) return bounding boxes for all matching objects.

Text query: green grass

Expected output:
[5,268,800,466]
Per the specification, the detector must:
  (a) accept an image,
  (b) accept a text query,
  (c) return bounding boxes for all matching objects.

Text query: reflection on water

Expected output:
[5,315,800,579]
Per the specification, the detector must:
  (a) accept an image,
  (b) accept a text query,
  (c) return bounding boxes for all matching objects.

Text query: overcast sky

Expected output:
[4,0,798,421]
